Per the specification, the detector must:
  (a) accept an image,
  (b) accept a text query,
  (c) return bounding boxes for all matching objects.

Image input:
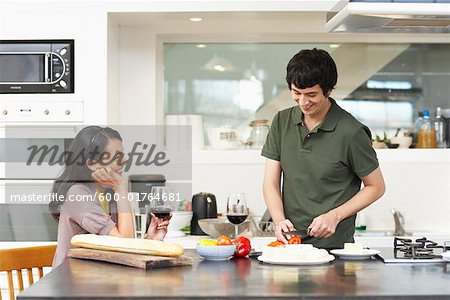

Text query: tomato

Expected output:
[287,235,302,244]
[267,240,284,247]
[217,235,233,246]
[233,235,251,258]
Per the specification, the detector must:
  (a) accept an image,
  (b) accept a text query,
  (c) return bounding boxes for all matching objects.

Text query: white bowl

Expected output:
[198,217,250,238]
[167,211,193,237]
[390,136,412,148]
[196,244,236,260]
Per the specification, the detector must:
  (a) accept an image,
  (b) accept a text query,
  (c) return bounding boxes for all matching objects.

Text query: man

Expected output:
[262,48,385,249]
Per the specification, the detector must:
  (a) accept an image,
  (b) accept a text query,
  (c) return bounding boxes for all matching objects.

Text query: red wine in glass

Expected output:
[226,192,248,237]
[227,214,248,225]
[151,206,172,220]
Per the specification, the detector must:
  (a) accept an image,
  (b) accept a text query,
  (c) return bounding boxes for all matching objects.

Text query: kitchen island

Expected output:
[18,250,450,299]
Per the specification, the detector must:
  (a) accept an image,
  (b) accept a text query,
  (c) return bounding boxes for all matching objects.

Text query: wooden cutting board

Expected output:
[68,248,192,269]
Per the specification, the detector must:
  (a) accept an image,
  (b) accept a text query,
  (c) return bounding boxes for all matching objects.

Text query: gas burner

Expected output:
[394,237,444,259]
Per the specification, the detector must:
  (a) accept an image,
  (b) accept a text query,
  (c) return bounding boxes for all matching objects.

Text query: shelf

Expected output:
[192,149,450,165]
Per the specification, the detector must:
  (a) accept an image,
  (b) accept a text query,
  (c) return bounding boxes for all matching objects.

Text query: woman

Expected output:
[50,126,170,268]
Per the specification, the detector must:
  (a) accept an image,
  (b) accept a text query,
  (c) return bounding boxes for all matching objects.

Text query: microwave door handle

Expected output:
[48,52,66,84]
[44,53,51,83]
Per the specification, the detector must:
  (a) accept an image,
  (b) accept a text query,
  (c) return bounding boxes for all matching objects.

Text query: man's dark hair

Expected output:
[286,48,338,96]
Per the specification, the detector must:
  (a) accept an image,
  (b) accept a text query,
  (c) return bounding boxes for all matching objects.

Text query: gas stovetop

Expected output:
[377,237,447,264]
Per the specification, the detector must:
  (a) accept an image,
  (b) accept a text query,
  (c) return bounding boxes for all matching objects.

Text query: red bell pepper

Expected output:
[233,235,251,258]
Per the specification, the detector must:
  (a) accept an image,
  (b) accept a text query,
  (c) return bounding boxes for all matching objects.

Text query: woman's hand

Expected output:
[91,167,125,191]
[308,211,340,238]
[275,219,295,244]
[145,213,172,241]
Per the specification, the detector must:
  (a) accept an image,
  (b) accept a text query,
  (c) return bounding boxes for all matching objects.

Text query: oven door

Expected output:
[0,124,81,241]
[0,123,81,203]
[0,100,82,240]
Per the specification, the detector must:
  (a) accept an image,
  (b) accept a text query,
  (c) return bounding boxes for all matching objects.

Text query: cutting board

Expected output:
[68,248,192,269]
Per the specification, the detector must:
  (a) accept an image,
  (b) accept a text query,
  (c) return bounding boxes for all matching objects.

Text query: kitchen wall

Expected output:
[0,1,108,124]
[1,1,449,238]
[190,150,450,233]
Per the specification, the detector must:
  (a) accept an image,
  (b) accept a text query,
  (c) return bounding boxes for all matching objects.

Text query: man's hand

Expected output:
[145,213,171,241]
[308,210,340,238]
[275,219,295,244]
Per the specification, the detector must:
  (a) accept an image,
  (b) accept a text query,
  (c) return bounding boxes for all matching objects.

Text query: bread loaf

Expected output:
[71,234,184,257]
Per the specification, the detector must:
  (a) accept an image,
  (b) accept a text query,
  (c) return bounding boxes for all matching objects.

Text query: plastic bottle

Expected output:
[418,109,436,148]
[412,111,423,147]
[435,107,446,148]
[355,212,367,231]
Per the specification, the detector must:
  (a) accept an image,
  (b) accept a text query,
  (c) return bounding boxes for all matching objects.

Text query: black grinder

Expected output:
[190,192,218,235]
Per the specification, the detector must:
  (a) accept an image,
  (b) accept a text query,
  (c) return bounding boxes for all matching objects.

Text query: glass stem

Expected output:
[235,225,239,238]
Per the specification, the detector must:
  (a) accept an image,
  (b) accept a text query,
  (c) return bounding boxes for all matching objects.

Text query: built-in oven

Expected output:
[0,40,74,93]
[0,101,83,240]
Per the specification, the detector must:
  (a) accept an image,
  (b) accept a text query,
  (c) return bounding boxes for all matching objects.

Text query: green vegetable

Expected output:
[375,131,390,144]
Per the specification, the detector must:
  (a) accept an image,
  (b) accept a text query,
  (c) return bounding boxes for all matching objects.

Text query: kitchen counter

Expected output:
[18,249,450,300]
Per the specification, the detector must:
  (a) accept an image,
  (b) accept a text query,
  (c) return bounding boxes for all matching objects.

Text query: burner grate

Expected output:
[394,237,444,259]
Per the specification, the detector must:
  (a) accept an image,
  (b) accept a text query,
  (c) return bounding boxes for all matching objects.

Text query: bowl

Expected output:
[390,136,412,149]
[167,211,193,237]
[198,217,251,238]
[196,244,236,260]
[386,143,399,149]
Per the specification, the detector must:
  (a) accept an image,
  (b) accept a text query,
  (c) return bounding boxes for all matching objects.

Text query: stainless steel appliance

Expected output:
[377,237,447,264]
[0,40,74,93]
[128,174,166,234]
[128,174,166,208]
[190,192,217,235]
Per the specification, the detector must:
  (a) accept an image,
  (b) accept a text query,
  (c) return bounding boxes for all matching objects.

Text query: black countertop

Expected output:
[18,250,450,300]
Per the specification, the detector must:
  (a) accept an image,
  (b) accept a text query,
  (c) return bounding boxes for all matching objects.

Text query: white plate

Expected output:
[258,255,335,265]
[441,252,450,262]
[330,249,380,260]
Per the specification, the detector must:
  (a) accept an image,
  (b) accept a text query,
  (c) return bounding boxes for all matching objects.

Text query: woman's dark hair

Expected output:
[49,126,122,221]
[286,48,338,96]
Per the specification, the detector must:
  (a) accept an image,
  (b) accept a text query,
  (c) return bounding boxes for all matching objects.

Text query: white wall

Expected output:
[118,27,159,125]
[0,1,108,124]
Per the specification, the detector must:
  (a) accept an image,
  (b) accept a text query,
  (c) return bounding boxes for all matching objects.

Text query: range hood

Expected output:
[326,1,450,33]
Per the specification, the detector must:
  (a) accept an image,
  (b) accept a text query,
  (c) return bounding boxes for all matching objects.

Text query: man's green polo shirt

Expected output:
[261,98,379,248]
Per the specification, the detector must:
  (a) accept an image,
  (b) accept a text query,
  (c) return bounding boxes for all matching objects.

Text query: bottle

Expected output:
[435,107,446,148]
[412,111,423,147]
[355,212,367,231]
[418,109,436,148]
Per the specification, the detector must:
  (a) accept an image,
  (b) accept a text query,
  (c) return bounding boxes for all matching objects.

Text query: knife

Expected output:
[282,229,311,237]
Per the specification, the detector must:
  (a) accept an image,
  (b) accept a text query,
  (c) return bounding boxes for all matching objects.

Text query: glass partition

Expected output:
[164,43,450,147]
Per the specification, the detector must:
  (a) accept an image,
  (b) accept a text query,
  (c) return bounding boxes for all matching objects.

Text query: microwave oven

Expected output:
[0,40,74,94]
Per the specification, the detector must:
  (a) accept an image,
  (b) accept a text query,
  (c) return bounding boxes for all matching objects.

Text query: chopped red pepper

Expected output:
[233,235,251,258]
[267,240,284,247]
[287,235,302,244]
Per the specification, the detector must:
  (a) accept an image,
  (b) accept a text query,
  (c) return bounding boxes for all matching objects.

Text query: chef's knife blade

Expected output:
[283,229,311,237]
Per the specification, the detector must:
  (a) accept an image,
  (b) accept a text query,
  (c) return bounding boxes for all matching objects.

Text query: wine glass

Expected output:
[146,186,174,232]
[226,192,248,238]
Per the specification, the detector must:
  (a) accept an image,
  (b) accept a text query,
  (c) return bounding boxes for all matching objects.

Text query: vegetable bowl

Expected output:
[196,244,236,261]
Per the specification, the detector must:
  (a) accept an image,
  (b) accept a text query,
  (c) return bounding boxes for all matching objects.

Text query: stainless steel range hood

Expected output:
[326,1,450,33]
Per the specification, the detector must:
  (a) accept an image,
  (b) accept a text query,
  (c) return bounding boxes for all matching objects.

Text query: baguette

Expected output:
[71,234,184,257]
